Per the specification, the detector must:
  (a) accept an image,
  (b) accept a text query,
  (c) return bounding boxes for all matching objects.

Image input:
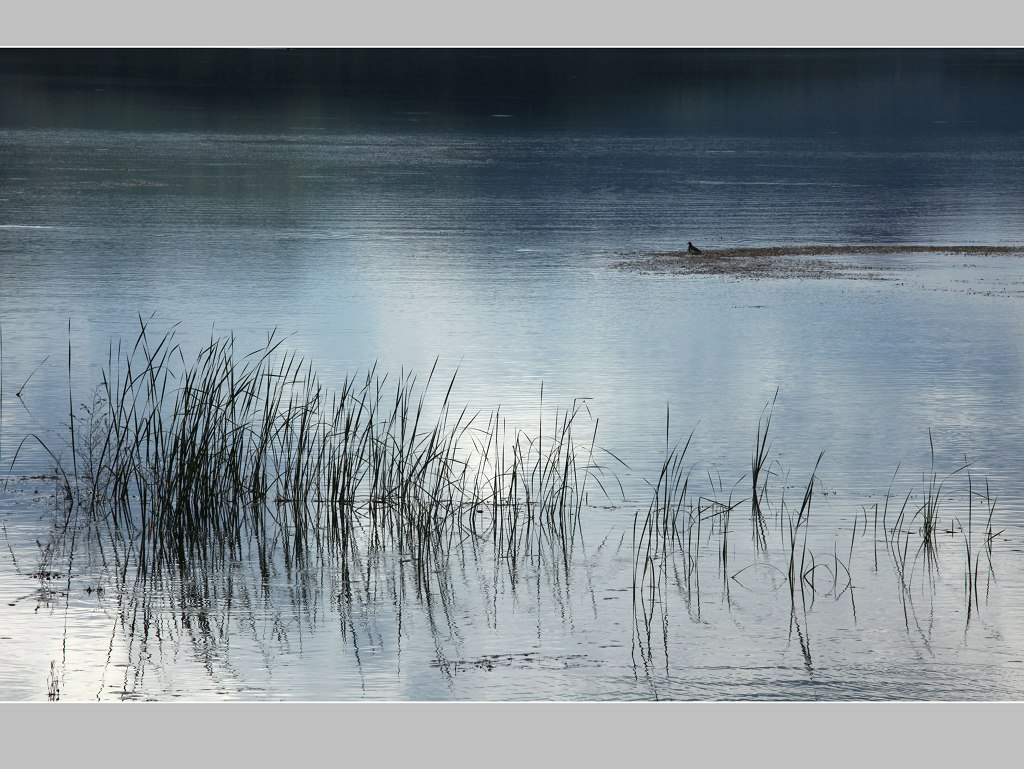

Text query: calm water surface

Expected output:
[2,84,1024,700]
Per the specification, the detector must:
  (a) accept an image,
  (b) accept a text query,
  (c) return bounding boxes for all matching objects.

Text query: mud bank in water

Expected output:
[616,244,1024,279]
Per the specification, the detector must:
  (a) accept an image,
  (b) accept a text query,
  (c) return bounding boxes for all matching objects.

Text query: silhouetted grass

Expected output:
[17,318,619,594]
[751,389,777,552]
[5,322,1008,678]
[629,393,1003,666]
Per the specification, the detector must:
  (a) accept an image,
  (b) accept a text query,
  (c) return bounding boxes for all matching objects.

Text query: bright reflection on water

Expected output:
[3,74,1024,700]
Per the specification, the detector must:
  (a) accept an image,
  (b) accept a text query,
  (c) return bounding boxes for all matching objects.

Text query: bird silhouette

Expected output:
[688,241,702,255]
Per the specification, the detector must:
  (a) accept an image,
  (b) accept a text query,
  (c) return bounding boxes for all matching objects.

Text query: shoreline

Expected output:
[647,244,1024,258]
[616,243,1024,280]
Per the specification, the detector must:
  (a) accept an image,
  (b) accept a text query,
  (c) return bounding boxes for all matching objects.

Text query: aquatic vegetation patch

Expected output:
[1,319,1010,699]
[616,244,1024,279]
[6,317,615,594]
[430,652,594,673]
[629,404,1002,670]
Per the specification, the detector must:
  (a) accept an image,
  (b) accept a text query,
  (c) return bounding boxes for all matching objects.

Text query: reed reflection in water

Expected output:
[11,320,1014,700]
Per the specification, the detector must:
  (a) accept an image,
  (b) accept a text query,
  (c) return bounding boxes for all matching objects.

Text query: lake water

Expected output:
[2,52,1024,700]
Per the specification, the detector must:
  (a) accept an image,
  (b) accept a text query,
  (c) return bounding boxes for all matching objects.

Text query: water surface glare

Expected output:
[2,115,1024,701]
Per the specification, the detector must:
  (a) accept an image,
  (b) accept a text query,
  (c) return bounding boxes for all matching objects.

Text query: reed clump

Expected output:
[35,319,614,589]
[631,397,1003,664]
[8,323,1006,673]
